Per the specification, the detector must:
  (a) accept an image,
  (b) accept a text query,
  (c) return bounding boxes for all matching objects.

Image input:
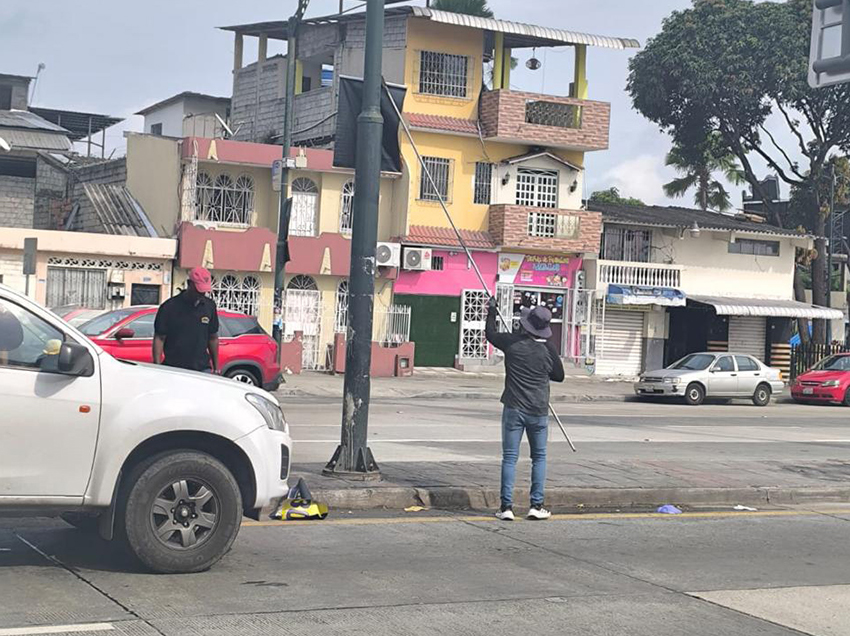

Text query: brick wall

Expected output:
[344,16,407,50]
[480,90,610,151]
[0,175,35,228]
[232,56,287,143]
[34,156,69,230]
[489,205,602,253]
[299,23,340,58]
[292,87,336,145]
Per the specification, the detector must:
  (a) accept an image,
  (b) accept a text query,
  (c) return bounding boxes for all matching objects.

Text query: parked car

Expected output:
[0,284,292,573]
[635,352,784,406]
[50,305,106,327]
[790,353,850,406]
[79,306,282,391]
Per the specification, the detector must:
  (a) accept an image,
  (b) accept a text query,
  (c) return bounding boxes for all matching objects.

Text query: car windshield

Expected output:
[669,354,715,371]
[813,355,850,372]
[79,308,137,336]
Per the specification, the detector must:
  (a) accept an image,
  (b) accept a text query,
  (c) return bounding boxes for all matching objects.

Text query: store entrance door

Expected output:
[512,288,566,353]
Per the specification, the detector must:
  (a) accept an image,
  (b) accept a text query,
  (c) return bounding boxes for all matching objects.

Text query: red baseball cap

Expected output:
[188,267,213,293]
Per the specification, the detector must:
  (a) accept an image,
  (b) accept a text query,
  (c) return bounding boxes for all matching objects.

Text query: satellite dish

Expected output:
[0,137,11,152]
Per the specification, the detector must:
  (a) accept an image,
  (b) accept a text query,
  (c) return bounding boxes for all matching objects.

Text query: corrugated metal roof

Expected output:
[29,107,123,141]
[0,128,72,151]
[690,295,844,320]
[82,183,157,237]
[410,8,640,50]
[0,109,69,133]
[402,225,496,249]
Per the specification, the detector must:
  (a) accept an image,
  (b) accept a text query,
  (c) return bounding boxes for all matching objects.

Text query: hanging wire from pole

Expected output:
[382,81,577,452]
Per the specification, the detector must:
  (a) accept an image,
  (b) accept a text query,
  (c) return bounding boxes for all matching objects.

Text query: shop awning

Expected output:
[690,295,844,319]
[607,285,686,307]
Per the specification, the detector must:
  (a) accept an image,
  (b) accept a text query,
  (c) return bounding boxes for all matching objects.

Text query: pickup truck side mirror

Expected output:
[114,328,135,340]
[58,342,95,377]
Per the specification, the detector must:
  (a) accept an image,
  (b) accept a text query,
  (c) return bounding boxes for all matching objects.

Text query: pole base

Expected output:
[322,445,381,481]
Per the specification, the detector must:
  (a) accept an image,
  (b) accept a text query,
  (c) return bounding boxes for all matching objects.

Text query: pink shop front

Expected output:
[393,248,583,368]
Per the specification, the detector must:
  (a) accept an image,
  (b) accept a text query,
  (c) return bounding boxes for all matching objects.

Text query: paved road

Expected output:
[2,506,850,635]
[285,398,850,464]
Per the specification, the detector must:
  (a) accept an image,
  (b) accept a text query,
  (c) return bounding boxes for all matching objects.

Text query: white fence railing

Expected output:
[599,261,682,288]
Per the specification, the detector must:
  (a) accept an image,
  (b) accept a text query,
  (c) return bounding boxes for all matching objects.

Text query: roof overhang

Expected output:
[220,6,641,50]
[503,151,583,172]
[28,108,122,141]
[690,295,844,320]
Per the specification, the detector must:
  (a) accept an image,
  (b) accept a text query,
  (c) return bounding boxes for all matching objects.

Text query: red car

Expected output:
[790,353,850,406]
[78,306,282,391]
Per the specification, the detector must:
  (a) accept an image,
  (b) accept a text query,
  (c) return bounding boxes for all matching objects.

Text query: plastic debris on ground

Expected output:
[271,478,329,521]
[656,504,683,514]
[404,506,427,513]
[733,505,758,512]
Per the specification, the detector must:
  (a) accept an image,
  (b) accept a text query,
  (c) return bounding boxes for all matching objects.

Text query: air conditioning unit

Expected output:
[376,242,401,267]
[403,247,433,271]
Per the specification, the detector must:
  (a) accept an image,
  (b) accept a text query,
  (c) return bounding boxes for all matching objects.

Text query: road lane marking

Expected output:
[242,508,850,528]
[0,624,114,636]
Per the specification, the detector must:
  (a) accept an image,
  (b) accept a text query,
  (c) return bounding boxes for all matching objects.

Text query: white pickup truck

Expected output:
[0,284,292,573]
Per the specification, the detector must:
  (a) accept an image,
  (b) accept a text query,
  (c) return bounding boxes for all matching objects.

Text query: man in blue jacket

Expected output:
[486,298,565,521]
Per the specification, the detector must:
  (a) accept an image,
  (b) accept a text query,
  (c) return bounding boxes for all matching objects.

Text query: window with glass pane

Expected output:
[419,51,469,98]
[728,239,780,257]
[516,169,558,208]
[0,298,64,371]
[474,162,493,205]
[527,211,558,238]
[420,157,451,201]
[126,314,155,339]
[601,227,652,262]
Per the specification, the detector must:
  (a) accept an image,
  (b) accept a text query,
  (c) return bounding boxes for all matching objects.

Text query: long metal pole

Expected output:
[324,0,385,478]
[826,164,835,344]
[383,84,577,453]
[273,15,301,346]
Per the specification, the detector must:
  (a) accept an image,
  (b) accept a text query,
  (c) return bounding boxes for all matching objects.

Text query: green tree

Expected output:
[431,0,494,18]
[627,0,850,344]
[663,137,745,211]
[589,187,645,207]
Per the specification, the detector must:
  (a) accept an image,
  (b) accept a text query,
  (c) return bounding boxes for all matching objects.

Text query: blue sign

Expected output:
[607,284,686,307]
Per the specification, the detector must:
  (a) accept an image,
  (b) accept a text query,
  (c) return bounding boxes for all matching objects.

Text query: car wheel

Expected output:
[61,512,101,532]
[685,383,705,406]
[752,383,772,407]
[121,451,242,574]
[844,388,850,407]
[225,367,261,387]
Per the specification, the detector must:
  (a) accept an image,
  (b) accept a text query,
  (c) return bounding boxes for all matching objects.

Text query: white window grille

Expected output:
[528,211,558,238]
[556,215,582,239]
[419,51,469,98]
[516,168,559,208]
[290,177,319,237]
[285,275,321,370]
[334,280,349,333]
[46,267,107,310]
[460,290,490,359]
[340,180,355,234]
[47,257,163,271]
[420,156,452,201]
[211,273,261,316]
[194,171,254,225]
[474,162,493,205]
[602,227,653,262]
[375,305,412,346]
[495,283,514,334]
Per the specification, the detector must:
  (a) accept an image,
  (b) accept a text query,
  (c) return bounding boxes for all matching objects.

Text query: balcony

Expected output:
[489,205,602,254]
[480,90,610,152]
[596,260,683,291]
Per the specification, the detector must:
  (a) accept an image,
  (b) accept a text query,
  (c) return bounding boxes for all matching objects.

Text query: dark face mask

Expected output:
[185,285,202,301]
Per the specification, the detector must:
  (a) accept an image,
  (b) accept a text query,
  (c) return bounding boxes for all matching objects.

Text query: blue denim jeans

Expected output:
[500,407,548,507]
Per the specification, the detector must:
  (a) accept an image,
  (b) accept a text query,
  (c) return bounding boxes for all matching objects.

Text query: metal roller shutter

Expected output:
[598,309,645,376]
[728,316,767,362]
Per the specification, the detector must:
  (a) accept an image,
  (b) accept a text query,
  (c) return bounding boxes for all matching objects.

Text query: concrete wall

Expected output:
[0,175,35,228]
[33,156,69,230]
[1,77,30,110]
[231,56,286,143]
[292,87,336,146]
[125,134,182,237]
[195,161,278,230]
[339,16,407,84]
[143,100,185,137]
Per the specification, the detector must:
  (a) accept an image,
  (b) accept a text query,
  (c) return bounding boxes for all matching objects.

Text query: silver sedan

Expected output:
[635,352,785,406]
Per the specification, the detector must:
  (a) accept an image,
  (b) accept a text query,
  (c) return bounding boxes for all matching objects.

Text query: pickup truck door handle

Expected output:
[731,373,737,376]
[754,373,760,376]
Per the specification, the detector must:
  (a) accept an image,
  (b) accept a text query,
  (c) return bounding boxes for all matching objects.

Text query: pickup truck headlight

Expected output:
[246,394,288,434]
[664,377,682,384]
[821,380,841,388]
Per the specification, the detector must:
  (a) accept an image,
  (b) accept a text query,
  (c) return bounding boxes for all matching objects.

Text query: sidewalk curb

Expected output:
[313,485,850,511]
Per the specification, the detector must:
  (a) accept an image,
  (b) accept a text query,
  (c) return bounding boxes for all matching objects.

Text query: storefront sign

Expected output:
[606,284,686,307]
[498,253,581,288]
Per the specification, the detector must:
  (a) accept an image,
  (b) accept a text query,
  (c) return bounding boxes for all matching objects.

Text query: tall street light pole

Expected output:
[324,0,384,479]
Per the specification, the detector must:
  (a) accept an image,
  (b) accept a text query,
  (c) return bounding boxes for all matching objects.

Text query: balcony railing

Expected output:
[598,261,682,288]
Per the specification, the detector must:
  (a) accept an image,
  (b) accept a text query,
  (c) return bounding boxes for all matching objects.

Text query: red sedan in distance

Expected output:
[791,353,850,406]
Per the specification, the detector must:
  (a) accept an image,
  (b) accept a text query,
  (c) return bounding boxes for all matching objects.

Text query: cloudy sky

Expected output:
[1,0,710,205]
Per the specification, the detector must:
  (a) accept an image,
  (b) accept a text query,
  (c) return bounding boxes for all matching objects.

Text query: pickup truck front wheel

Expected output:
[122,451,243,574]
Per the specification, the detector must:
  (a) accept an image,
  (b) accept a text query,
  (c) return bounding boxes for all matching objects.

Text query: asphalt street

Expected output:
[3,506,850,635]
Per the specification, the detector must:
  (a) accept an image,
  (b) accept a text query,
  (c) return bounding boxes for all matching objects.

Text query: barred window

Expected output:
[516,168,558,208]
[420,156,452,202]
[528,211,558,238]
[431,255,445,271]
[334,280,349,333]
[211,273,261,317]
[728,238,780,257]
[340,181,355,234]
[419,51,469,98]
[195,171,254,225]
[602,227,652,262]
[474,162,493,205]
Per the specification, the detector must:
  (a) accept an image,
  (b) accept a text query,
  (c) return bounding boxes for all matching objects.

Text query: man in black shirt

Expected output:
[153,267,220,374]
[486,297,564,521]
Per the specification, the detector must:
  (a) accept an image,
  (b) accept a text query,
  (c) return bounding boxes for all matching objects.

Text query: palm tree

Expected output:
[663,138,746,212]
[431,0,494,18]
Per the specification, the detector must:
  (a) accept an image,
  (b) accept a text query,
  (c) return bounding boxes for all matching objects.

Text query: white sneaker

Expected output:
[495,507,515,521]
[527,505,552,520]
